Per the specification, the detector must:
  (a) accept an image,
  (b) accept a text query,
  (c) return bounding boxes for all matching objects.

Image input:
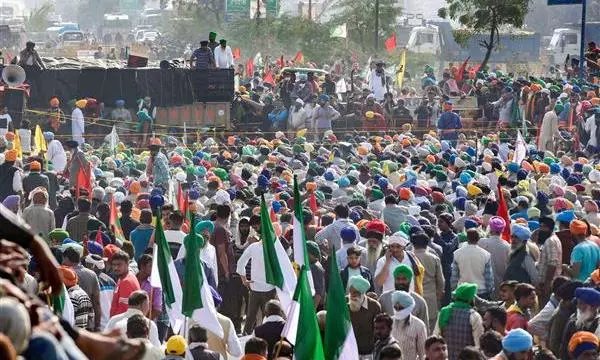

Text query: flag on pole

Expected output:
[396,49,407,88]
[455,56,471,82]
[53,285,75,325]
[294,51,304,64]
[260,195,297,313]
[150,212,184,334]
[34,124,47,154]
[293,175,314,292]
[282,265,325,359]
[232,47,241,60]
[384,33,397,53]
[246,58,255,77]
[263,71,275,86]
[496,183,512,242]
[277,55,284,68]
[182,215,224,338]
[514,130,528,166]
[331,24,347,38]
[75,163,92,198]
[108,125,119,155]
[253,52,264,69]
[13,131,22,159]
[177,183,187,214]
[324,248,358,359]
[109,195,125,242]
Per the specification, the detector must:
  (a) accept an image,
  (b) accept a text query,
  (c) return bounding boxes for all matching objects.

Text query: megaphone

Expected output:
[2,65,26,87]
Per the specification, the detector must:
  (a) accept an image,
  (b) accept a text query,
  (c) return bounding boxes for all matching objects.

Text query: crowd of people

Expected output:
[6,31,600,360]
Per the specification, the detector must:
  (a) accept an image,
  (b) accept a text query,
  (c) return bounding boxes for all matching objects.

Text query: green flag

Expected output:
[152,213,176,306]
[324,248,358,359]
[182,215,203,316]
[260,195,284,288]
[283,265,325,360]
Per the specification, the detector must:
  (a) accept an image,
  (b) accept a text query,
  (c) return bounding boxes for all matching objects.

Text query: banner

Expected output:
[331,24,347,38]
[396,49,407,89]
[227,0,251,13]
[548,0,582,4]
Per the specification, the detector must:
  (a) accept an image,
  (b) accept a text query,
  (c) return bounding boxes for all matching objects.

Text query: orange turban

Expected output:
[306,182,317,192]
[398,188,412,201]
[4,132,14,141]
[592,98,600,106]
[570,220,588,236]
[58,265,78,287]
[129,181,141,194]
[530,84,542,92]
[4,150,16,162]
[588,90,597,98]
[569,331,599,358]
[592,269,600,285]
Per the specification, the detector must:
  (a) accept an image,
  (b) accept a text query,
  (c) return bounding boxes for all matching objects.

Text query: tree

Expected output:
[331,0,401,52]
[24,3,55,33]
[438,0,531,69]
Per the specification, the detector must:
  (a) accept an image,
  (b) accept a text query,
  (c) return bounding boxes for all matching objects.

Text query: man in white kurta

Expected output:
[45,133,67,172]
[71,101,86,146]
[538,104,561,152]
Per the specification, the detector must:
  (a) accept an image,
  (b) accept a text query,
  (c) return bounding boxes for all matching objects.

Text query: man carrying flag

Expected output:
[237,196,296,335]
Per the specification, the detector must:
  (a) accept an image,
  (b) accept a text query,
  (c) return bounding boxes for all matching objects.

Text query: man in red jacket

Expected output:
[506,283,536,331]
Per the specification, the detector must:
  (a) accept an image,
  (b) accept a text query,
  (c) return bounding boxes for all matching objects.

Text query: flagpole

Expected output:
[273,336,286,358]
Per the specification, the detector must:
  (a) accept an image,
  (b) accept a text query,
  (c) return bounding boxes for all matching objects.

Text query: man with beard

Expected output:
[536,217,563,305]
[360,219,387,276]
[489,328,533,360]
[548,280,583,356]
[560,287,600,359]
[373,313,399,360]
[434,283,484,360]
[568,331,600,360]
[483,306,507,335]
[375,232,424,294]
[379,264,429,333]
[504,224,539,286]
[348,275,382,356]
[390,290,427,360]
[564,220,600,282]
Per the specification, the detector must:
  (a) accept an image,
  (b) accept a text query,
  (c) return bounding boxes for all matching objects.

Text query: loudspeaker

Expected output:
[1,88,25,128]
[127,54,148,68]
[190,69,234,102]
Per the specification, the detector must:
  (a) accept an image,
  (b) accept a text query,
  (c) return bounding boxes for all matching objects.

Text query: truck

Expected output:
[545,22,600,66]
[406,21,541,65]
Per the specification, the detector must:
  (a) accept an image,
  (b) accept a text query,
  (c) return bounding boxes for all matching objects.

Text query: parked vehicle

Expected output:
[546,22,600,65]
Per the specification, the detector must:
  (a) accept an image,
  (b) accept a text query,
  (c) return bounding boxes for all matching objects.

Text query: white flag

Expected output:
[514,130,528,165]
[331,24,347,38]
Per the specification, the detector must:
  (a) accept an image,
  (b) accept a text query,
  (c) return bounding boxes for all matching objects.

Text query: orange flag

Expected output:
[232,48,241,60]
[384,33,397,53]
[294,51,304,64]
[75,164,92,198]
[263,71,275,86]
[110,195,125,242]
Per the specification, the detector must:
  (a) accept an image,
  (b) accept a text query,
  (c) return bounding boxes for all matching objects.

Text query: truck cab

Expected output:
[546,28,579,65]
[407,24,440,54]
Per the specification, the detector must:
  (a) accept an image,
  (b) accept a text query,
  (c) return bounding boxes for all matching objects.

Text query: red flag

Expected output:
[497,183,511,242]
[95,226,103,246]
[263,71,275,86]
[294,51,304,63]
[270,206,277,223]
[455,56,471,81]
[75,164,92,198]
[177,183,187,215]
[384,33,397,53]
[309,192,318,215]
[245,58,254,77]
[232,48,241,60]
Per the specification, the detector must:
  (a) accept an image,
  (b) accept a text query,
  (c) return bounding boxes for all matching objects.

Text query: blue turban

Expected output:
[260,169,271,180]
[528,221,540,231]
[378,177,389,189]
[348,275,370,293]
[337,177,350,188]
[556,210,576,223]
[502,329,533,353]
[507,163,520,173]
[349,210,361,223]
[562,168,571,180]
[258,175,269,188]
[567,175,580,186]
[466,147,476,157]
[87,241,103,256]
[459,172,472,185]
[517,170,528,181]
[151,188,163,197]
[550,163,561,174]
[195,220,215,234]
[454,197,466,211]
[150,195,164,208]
[43,132,54,141]
[391,290,414,308]
[115,99,125,107]
[537,191,549,205]
[575,287,600,306]
[464,219,478,230]
[324,171,335,181]
[341,227,357,243]
[188,189,200,200]
[512,224,531,241]
[319,94,330,103]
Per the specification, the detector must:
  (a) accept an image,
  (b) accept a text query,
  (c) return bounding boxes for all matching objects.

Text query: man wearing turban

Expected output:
[568,331,599,360]
[560,287,600,359]
[378,264,429,332]
[538,103,562,152]
[434,283,484,360]
[564,220,600,281]
[390,290,427,360]
[504,224,539,285]
[490,328,533,360]
[479,216,511,297]
[347,275,382,356]
[58,265,95,330]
